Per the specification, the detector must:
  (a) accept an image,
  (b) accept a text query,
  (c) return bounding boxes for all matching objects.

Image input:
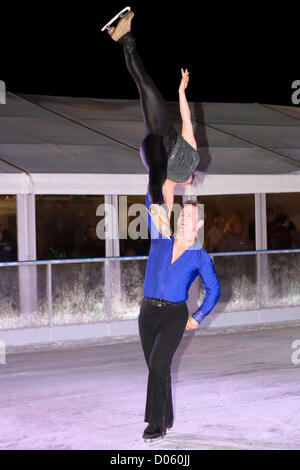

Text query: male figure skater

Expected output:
[102,8,220,443]
[138,195,220,442]
[103,8,200,236]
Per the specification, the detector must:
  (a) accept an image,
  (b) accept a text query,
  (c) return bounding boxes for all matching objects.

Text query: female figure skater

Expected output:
[103,8,200,237]
[102,8,219,444]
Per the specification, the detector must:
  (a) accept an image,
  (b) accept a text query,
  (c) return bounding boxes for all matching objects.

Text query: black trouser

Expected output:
[119,33,178,205]
[138,298,189,428]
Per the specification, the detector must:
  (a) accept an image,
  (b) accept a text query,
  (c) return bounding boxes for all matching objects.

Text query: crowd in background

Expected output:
[204,206,298,253]
[0,201,299,261]
[36,200,105,260]
[0,216,17,262]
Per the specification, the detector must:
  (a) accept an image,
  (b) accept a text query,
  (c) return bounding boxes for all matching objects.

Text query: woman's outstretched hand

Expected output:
[179,68,190,93]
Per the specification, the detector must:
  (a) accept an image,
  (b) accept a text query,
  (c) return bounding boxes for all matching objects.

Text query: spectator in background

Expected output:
[216,212,250,252]
[78,225,105,258]
[134,237,151,256]
[45,200,76,258]
[267,207,277,249]
[204,215,226,252]
[287,218,297,248]
[123,245,137,257]
[0,218,17,262]
[269,214,292,250]
[248,219,255,250]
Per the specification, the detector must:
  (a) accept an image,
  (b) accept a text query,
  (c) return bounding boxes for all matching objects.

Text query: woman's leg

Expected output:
[118,33,177,204]
[119,32,174,137]
[142,134,168,205]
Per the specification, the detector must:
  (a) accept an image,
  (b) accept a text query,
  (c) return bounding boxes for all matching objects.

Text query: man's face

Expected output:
[282,218,290,228]
[177,204,199,238]
[267,211,275,223]
[231,224,242,235]
[217,217,226,232]
[87,227,98,241]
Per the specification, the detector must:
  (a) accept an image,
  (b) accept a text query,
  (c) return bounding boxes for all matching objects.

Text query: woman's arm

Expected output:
[179,69,197,151]
[163,179,176,212]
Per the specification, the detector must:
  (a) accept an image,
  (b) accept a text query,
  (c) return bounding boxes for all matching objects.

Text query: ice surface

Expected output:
[1,324,300,450]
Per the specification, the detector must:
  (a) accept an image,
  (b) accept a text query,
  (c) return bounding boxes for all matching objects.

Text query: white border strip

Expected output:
[1,307,300,347]
[1,173,300,196]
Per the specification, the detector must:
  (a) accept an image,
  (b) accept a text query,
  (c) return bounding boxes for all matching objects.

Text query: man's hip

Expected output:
[142,296,186,309]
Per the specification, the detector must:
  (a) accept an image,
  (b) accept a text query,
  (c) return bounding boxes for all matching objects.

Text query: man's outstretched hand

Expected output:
[185,315,199,330]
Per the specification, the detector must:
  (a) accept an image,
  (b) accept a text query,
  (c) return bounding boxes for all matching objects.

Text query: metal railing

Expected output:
[0,249,300,327]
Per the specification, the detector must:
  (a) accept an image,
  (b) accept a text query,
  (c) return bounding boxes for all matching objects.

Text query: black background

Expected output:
[1,1,299,104]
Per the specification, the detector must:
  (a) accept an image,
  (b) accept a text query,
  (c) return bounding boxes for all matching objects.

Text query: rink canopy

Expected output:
[1,92,300,345]
[1,92,300,195]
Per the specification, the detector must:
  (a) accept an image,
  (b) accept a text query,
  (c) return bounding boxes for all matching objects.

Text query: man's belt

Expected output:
[143,297,183,308]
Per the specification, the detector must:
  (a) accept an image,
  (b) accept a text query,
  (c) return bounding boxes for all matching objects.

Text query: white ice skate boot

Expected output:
[147,204,172,239]
[101,7,134,42]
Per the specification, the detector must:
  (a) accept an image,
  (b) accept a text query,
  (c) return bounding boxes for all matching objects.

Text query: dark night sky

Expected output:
[2,1,298,105]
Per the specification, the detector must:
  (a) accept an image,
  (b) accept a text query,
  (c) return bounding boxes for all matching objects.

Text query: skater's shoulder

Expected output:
[189,237,204,254]
[197,246,214,263]
[188,238,212,262]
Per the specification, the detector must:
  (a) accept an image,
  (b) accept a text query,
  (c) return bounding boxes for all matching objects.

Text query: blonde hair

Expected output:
[225,213,243,233]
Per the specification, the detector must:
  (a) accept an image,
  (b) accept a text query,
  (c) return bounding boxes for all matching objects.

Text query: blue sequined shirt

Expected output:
[143,194,221,323]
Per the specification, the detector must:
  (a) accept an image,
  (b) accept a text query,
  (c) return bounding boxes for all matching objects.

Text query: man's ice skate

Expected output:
[101,7,134,42]
[148,204,171,239]
[166,422,173,433]
[143,424,166,443]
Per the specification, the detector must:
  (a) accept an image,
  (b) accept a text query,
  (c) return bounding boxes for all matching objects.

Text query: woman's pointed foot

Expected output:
[107,26,115,37]
[107,11,134,42]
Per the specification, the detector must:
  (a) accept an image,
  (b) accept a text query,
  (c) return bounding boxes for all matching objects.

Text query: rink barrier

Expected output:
[1,247,300,268]
[0,249,300,344]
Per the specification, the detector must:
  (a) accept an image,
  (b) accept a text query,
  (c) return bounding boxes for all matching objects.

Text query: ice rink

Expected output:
[1,323,300,450]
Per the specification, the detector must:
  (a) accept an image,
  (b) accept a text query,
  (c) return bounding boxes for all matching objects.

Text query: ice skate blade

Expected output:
[144,435,165,444]
[101,7,131,31]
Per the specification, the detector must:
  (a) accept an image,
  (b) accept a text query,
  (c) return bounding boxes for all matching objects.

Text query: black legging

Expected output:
[119,32,178,205]
[138,298,189,429]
